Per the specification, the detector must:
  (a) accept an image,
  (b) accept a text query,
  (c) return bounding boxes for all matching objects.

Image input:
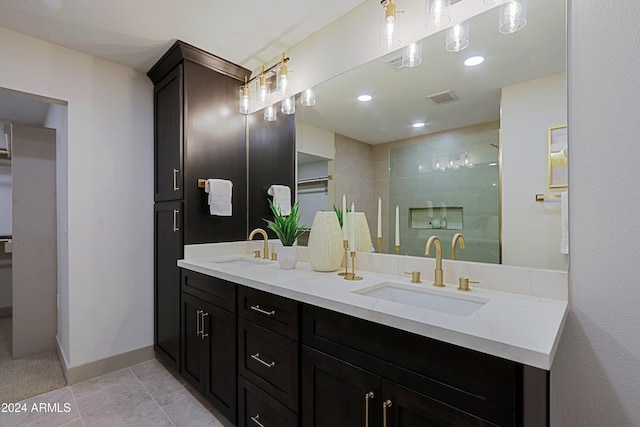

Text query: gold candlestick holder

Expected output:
[395,245,400,255]
[377,237,382,253]
[338,240,349,276]
[344,251,363,281]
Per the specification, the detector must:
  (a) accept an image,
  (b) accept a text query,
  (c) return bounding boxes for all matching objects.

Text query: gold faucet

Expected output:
[249,228,269,260]
[425,236,444,287]
[451,233,465,260]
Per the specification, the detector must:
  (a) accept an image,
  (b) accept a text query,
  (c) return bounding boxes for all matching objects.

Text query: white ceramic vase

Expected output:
[277,246,298,269]
[307,211,343,272]
[345,212,373,252]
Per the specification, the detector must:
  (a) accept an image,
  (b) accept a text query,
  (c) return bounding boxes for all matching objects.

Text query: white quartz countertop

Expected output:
[178,254,567,370]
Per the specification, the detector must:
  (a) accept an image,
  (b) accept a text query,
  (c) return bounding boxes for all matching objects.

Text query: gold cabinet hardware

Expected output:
[365,391,374,427]
[253,250,261,258]
[404,271,422,283]
[382,399,392,427]
[201,312,209,338]
[196,310,203,337]
[250,414,266,427]
[251,353,276,368]
[457,277,480,292]
[250,305,276,316]
[173,168,179,191]
[173,209,180,232]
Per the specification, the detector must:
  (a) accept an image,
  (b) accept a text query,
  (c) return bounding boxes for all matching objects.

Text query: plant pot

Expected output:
[307,211,343,272]
[277,246,298,269]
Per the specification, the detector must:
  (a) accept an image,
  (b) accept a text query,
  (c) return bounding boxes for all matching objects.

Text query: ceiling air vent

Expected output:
[384,55,405,71]
[426,90,459,105]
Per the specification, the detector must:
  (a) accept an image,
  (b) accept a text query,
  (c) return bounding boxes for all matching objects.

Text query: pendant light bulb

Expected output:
[300,88,316,107]
[445,21,469,52]
[239,76,250,115]
[278,53,289,94]
[426,0,451,29]
[259,65,268,103]
[264,104,277,121]
[380,0,401,51]
[402,41,423,68]
[281,95,295,115]
[499,0,527,34]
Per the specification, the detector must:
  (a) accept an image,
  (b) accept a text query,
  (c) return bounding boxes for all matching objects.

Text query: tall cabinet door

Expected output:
[180,292,206,391]
[154,65,183,202]
[204,302,237,424]
[154,200,183,369]
[302,346,380,427]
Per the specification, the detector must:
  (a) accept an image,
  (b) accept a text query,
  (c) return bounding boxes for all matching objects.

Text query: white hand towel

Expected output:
[207,179,233,216]
[560,191,569,254]
[267,185,292,216]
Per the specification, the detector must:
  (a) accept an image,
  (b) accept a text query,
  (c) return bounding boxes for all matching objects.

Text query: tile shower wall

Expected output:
[388,128,500,262]
[333,134,376,240]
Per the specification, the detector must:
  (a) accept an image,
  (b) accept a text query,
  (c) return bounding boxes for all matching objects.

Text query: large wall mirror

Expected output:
[296,0,567,271]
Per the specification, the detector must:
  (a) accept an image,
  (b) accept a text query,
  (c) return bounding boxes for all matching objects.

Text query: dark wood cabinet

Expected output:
[247,112,296,238]
[302,304,549,427]
[181,270,237,424]
[154,201,183,369]
[237,287,300,425]
[154,66,183,202]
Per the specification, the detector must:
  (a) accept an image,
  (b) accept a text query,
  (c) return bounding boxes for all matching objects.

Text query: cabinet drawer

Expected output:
[238,376,297,427]
[302,305,517,426]
[238,286,298,339]
[181,270,236,312]
[238,319,298,411]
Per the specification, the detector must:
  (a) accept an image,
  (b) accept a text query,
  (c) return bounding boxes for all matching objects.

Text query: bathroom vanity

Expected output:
[176,243,567,427]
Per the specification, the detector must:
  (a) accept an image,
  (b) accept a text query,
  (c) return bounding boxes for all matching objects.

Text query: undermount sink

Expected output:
[353,283,488,317]
[209,257,270,269]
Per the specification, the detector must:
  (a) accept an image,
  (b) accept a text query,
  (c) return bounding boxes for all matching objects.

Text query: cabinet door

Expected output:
[181,292,205,392]
[204,301,237,424]
[154,65,183,201]
[154,201,183,370]
[302,346,380,427]
[382,380,498,427]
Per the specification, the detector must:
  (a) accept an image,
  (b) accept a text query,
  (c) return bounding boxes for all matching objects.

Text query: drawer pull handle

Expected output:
[196,310,202,337]
[201,312,209,338]
[173,168,179,191]
[173,209,180,232]
[365,391,374,427]
[250,414,266,427]
[251,353,275,368]
[382,399,392,427]
[250,305,276,317]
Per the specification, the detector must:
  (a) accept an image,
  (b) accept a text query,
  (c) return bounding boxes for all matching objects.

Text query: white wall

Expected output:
[44,103,69,363]
[296,121,335,160]
[501,73,568,270]
[551,1,640,425]
[0,27,154,368]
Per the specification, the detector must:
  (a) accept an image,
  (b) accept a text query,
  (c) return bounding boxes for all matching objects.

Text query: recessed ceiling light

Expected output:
[412,122,426,128]
[464,56,485,67]
[357,94,373,102]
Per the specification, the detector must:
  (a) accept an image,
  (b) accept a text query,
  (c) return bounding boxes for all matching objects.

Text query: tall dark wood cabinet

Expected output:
[149,41,250,372]
[248,112,296,237]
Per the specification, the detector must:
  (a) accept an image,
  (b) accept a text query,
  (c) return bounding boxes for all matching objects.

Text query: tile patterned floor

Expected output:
[0,359,232,427]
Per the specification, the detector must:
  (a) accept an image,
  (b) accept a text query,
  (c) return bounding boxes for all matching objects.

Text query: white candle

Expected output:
[377,197,382,238]
[342,194,347,241]
[395,205,400,246]
[350,203,356,251]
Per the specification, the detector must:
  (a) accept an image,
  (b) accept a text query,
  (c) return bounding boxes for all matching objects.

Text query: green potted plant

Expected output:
[265,200,305,269]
